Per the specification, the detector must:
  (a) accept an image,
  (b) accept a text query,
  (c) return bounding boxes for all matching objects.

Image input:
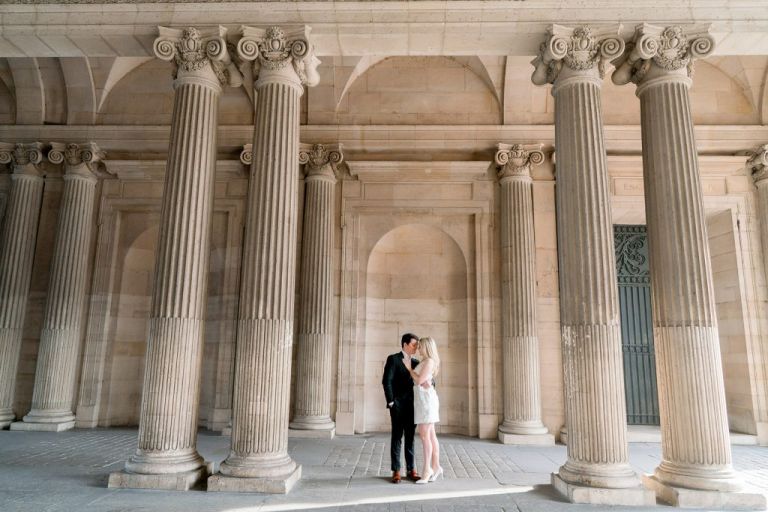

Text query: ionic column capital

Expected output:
[236,25,320,91]
[531,24,624,89]
[154,26,241,90]
[49,142,105,181]
[495,143,545,182]
[612,24,715,93]
[748,144,768,186]
[0,142,45,178]
[299,143,343,181]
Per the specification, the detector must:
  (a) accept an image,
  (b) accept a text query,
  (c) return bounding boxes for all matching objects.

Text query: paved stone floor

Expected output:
[0,428,767,511]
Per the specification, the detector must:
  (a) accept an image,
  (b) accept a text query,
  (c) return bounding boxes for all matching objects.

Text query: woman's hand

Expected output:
[420,380,431,389]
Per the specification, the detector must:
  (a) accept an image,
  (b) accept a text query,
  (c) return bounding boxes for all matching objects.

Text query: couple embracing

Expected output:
[381,333,443,484]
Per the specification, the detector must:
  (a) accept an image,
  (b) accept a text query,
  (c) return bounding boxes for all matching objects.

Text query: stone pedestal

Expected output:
[614,24,746,503]
[109,26,238,490]
[531,25,644,502]
[12,142,104,432]
[494,143,553,446]
[0,143,45,429]
[212,25,320,494]
[290,143,343,438]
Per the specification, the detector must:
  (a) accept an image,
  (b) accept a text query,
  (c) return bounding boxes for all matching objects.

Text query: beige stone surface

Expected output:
[0,9,766,506]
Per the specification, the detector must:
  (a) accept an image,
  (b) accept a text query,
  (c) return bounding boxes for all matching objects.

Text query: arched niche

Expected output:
[105,222,159,425]
[363,223,471,435]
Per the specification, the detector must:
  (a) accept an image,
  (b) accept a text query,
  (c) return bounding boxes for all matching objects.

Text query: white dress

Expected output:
[413,360,440,424]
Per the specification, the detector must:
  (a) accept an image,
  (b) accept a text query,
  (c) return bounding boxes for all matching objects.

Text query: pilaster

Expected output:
[494,143,553,446]
[12,142,104,433]
[532,24,653,506]
[0,143,45,428]
[289,143,342,439]
[613,24,766,510]
[209,25,320,494]
[109,26,236,491]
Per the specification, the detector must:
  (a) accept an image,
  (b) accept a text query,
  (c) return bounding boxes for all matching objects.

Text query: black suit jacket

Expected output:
[382,352,419,410]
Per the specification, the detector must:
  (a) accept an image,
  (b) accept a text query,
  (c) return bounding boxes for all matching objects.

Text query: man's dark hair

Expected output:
[401,333,418,348]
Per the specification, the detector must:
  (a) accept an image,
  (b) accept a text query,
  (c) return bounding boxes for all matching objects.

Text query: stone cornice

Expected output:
[2,2,767,57]
[1,125,768,159]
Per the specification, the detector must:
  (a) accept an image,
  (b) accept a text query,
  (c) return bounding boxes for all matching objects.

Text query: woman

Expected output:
[401,336,443,483]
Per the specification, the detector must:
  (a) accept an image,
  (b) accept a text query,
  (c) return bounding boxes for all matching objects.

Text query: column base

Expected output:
[289,427,335,439]
[108,468,207,491]
[221,426,231,436]
[10,420,75,432]
[498,430,555,446]
[643,474,766,510]
[0,409,15,429]
[208,465,301,494]
[552,473,656,506]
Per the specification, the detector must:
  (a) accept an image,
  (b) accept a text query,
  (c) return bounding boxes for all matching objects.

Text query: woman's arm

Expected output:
[403,358,434,385]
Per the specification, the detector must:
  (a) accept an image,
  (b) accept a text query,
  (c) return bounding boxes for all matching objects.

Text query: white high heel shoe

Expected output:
[415,469,433,484]
[428,466,443,482]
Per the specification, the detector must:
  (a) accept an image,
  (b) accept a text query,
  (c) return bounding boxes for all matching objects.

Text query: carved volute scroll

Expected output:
[48,142,105,180]
[298,143,343,180]
[240,144,253,167]
[612,24,715,87]
[531,24,625,86]
[236,25,321,88]
[0,142,45,177]
[154,26,241,88]
[495,143,545,181]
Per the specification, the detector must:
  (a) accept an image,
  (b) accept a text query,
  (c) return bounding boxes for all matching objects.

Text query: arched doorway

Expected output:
[362,224,470,435]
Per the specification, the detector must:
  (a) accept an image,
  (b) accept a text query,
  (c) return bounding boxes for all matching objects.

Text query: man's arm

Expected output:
[382,355,396,406]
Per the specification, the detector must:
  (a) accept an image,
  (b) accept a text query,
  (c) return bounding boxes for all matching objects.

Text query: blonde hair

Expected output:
[418,337,440,376]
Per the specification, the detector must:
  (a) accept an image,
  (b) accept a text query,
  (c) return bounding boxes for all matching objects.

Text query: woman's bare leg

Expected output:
[429,424,440,470]
[418,423,432,477]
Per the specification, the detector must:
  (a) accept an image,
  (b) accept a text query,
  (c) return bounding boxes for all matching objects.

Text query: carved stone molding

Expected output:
[748,144,768,185]
[299,143,343,179]
[612,24,715,87]
[236,25,320,88]
[154,26,241,87]
[0,142,44,177]
[495,143,545,181]
[531,24,625,85]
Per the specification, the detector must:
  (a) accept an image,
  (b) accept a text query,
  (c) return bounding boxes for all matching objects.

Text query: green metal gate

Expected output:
[614,225,660,426]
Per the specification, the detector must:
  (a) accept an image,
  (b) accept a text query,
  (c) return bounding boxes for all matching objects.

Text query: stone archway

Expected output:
[362,223,470,435]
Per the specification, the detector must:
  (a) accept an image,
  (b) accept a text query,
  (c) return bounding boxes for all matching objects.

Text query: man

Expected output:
[382,333,420,483]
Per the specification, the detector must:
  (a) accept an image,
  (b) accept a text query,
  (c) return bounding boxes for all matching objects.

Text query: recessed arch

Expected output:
[363,223,470,435]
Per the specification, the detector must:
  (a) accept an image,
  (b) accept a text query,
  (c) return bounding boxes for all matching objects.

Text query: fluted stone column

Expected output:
[494,143,553,446]
[289,143,343,439]
[219,144,254,440]
[0,143,45,428]
[613,25,764,509]
[109,26,240,491]
[209,26,320,494]
[750,145,768,288]
[11,142,103,432]
[532,25,652,505]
